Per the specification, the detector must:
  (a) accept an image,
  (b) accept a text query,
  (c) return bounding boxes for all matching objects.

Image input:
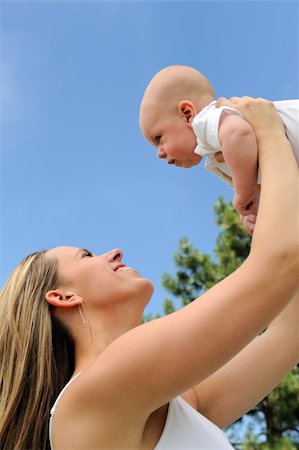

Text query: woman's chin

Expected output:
[139,278,155,306]
[143,278,155,298]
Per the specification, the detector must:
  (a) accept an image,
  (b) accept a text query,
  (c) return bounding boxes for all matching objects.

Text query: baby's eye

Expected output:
[155,135,161,144]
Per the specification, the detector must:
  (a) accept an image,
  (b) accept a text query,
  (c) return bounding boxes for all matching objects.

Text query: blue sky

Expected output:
[1,0,298,316]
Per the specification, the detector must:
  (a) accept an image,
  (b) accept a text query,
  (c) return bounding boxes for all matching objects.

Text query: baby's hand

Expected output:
[215,151,225,163]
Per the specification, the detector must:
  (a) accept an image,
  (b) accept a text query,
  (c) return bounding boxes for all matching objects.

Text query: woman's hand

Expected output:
[216,96,285,143]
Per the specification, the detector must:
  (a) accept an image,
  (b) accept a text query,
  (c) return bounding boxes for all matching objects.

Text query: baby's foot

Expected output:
[240,214,257,236]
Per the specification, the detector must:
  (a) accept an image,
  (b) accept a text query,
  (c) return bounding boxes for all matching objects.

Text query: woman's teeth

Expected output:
[117,266,132,272]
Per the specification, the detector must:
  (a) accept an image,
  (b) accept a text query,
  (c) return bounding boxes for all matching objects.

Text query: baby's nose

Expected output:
[158,148,167,159]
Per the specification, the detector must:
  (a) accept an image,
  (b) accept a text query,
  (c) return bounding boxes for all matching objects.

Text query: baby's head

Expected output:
[139,65,215,168]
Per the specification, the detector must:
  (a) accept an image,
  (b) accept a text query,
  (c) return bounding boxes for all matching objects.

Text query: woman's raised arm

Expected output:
[65,99,299,433]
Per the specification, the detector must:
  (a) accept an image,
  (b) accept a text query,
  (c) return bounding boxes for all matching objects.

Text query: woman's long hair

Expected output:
[0,251,75,450]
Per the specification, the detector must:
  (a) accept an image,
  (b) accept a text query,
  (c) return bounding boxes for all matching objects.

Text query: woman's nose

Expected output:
[158,148,167,159]
[105,248,123,262]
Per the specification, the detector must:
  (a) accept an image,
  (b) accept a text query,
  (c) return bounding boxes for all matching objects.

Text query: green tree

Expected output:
[241,433,297,450]
[161,197,299,449]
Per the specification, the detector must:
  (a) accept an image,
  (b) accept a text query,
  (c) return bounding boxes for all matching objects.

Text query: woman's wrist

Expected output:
[256,132,288,148]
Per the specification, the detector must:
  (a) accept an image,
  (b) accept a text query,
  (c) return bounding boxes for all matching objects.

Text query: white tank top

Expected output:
[49,375,234,449]
[155,395,234,449]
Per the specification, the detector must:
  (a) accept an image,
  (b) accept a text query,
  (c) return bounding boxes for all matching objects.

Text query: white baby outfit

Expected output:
[49,374,234,449]
[192,99,299,187]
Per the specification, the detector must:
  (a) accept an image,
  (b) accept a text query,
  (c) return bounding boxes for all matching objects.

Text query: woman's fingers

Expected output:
[217,96,283,138]
[217,96,271,106]
[216,96,255,109]
[216,96,234,107]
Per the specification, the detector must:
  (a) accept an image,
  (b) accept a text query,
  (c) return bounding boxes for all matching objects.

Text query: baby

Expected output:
[139,65,299,234]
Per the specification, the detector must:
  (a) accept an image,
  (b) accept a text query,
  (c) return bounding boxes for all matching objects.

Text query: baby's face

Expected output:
[142,113,202,169]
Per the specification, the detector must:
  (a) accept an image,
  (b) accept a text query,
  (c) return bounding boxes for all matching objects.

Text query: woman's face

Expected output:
[45,246,154,311]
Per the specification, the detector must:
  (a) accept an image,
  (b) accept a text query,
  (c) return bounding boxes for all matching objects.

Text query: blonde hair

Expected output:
[0,251,75,450]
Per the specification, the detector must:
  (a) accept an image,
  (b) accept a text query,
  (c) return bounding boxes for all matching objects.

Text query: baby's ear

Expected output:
[178,101,197,125]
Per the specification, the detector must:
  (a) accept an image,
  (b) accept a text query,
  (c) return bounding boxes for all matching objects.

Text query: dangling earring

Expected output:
[78,301,87,325]
[78,301,93,343]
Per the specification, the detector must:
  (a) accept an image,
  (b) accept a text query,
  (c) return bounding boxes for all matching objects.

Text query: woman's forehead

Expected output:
[45,246,80,260]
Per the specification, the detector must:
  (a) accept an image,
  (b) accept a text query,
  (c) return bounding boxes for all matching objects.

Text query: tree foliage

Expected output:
[162,196,251,306]
[160,197,299,448]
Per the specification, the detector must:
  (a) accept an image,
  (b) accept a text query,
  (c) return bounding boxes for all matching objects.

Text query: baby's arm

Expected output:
[218,112,259,222]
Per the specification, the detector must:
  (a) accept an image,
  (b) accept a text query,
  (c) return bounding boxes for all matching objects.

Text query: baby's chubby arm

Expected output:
[218,112,259,218]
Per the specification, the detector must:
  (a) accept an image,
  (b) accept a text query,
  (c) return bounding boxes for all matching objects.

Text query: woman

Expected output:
[0,98,298,450]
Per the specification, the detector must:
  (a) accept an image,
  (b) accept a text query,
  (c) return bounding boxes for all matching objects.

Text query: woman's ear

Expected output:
[178,100,197,126]
[45,290,83,308]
